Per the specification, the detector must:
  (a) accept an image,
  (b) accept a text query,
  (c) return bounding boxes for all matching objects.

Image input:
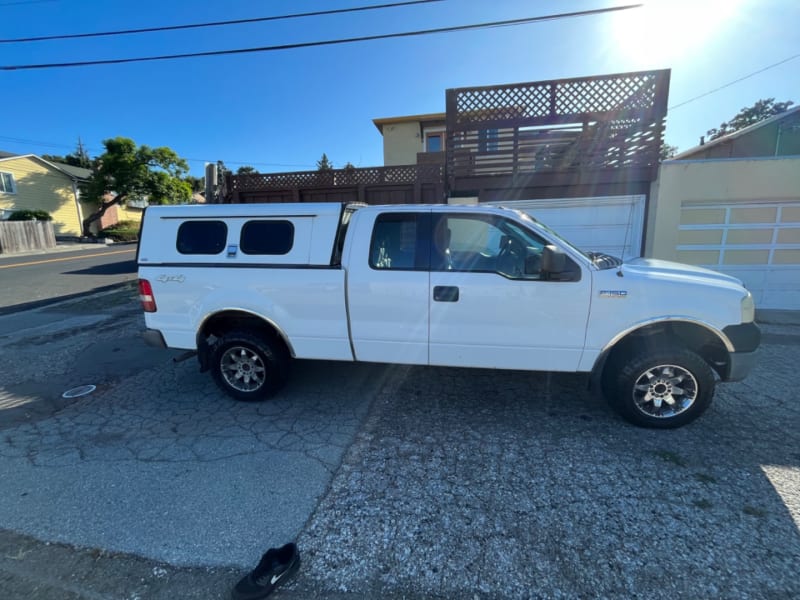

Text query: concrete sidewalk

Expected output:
[0,240,134,260]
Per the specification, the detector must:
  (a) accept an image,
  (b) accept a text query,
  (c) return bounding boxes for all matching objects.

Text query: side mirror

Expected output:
[541,245,566,274]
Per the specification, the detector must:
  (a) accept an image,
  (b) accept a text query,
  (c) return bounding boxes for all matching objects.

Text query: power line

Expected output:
[0,135,316,168]
[0,0,443,44]
[0,0,56,6]
[0,5,642,71]
[669,52,800,110]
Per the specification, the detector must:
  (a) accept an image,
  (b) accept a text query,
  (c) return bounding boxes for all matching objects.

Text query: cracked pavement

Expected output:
[0,287,798,598]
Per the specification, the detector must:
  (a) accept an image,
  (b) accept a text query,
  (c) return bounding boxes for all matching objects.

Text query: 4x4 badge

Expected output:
[599,290,628,298]
[157,274,185,283]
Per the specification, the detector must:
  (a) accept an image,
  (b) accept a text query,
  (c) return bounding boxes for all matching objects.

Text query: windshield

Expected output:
[514,210,591,261]
[514,210,623,270]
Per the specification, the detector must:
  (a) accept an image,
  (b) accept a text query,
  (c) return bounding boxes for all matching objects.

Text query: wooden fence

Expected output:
[0,220,56,254]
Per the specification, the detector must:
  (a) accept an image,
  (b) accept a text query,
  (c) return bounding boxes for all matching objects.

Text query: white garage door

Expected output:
[677,202,800,310]
[485,195,646,260]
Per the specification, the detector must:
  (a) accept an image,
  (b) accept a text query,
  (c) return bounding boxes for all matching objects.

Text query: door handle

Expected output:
[433,286,459,302]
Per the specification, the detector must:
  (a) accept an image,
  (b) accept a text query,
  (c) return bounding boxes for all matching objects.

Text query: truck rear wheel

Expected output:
[603,346,715,428]
[210,330,289,401]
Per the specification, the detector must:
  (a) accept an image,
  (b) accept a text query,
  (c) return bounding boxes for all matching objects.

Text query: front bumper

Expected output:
[726,350,759,381]
[722,322,761,381]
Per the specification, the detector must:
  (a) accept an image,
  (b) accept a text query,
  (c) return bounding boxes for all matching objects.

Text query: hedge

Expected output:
[8,209,53,221]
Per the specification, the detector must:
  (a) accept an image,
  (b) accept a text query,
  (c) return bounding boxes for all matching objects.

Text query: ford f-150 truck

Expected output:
[137,202,760,428]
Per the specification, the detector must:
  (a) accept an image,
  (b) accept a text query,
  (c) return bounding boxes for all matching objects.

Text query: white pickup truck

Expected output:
[137,202,759,428]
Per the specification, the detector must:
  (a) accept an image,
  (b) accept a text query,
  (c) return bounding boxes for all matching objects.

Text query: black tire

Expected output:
[602,346,715,428]
[210,330,289,401]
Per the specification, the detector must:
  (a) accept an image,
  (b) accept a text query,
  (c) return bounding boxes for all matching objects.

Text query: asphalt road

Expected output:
[0,244,137,314]
[0,287,798,598]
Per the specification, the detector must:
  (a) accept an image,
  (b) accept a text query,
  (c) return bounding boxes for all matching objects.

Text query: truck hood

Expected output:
[621,258,744,288]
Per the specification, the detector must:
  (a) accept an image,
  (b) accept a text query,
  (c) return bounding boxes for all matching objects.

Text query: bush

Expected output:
[8,209,52,221]
[99,222,140,242]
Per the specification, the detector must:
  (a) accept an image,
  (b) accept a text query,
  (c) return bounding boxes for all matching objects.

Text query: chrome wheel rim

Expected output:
[632,364,698,419]
[220,346,266,392]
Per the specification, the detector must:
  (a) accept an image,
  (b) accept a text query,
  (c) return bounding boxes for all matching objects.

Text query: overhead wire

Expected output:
[0,0,444,43]
[0,5,642,71]
[669,52,800,110]
[0,0,56,6]
[0,135,316,168]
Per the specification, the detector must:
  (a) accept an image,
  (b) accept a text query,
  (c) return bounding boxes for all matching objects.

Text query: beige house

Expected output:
[648,108,800,310]
[372,113,446,165]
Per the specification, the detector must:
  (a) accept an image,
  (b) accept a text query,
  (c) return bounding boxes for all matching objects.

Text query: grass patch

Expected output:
[654,450,687,467]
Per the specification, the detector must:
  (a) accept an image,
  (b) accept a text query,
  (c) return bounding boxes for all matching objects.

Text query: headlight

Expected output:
[741,292,755,323]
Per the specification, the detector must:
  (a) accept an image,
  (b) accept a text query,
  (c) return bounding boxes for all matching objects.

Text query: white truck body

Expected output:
[137,202,760,428]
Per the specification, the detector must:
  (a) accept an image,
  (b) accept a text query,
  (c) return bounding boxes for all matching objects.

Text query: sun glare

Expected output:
[611,0,745,66]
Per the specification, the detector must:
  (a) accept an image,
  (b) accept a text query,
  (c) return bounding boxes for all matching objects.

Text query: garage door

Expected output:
[485,195,645,260]
[677,202,800,310]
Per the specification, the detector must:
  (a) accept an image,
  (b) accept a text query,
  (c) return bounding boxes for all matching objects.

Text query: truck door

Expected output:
[347,211,431,365]
[428,212,591,371]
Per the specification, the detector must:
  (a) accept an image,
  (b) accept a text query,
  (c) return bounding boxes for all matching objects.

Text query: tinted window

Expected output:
[240,220,294,255]
[370,213,423,270]
[176,221,227,255]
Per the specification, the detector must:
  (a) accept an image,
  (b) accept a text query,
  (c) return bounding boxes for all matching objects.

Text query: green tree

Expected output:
[236,165,257,175]
[184,175,205,193]
[42,137,93,169]
[82,137,191,236]
[660,143,678,161]
[316,153,333,171]
[707,98,794,141]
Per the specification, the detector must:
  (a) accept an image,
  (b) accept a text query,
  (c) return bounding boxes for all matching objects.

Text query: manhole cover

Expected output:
[62,385,96,399]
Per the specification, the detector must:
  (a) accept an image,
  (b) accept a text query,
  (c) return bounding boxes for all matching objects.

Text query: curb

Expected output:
[0,282,134,317]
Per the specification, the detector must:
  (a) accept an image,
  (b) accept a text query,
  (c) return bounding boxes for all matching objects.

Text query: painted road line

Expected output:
[0,248,135,269]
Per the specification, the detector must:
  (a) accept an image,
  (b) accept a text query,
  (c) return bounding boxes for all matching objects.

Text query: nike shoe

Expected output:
[231,543,300,600]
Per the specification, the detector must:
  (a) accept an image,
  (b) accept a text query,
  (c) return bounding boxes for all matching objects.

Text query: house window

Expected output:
[478,129,499,152]
[0,172,16,194]
[425,132,444,153]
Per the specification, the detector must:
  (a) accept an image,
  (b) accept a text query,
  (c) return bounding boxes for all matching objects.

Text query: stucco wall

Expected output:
[648,157,800,260]
[382,122,423,166]
[0,156,82,236]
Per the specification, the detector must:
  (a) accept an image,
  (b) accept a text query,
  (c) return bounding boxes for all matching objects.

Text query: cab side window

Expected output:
[369,213,427,270]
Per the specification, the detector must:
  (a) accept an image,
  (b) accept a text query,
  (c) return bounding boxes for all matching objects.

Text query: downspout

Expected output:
[72,178,84,238]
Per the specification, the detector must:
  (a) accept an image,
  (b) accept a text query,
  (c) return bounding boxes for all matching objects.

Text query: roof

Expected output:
[673,105,800,160]
[0,153,92,181]
[50,162,92,180]
[372,112,446,133]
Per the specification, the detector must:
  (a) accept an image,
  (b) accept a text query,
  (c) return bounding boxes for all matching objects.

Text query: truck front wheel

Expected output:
[603,347,715,428]
[210,330,289,401]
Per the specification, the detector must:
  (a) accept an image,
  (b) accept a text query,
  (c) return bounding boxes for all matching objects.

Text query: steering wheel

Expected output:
[497,237,525,277]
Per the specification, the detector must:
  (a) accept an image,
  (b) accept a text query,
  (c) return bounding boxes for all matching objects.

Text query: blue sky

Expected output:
[1,0,798,175]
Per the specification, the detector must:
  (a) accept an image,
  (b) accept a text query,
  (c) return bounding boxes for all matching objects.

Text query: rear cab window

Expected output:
[369,213,430,270]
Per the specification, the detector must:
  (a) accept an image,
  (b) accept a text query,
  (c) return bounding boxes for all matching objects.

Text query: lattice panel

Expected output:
[229,165,443,192]
[449,69,668,129]
[446,69,669,182]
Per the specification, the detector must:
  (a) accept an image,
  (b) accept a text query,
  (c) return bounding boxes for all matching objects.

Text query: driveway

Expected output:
[0,287,798,598]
